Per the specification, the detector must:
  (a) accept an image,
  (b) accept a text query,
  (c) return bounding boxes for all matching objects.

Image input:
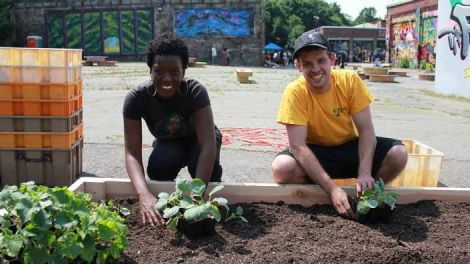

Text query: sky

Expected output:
[324,0,405,20]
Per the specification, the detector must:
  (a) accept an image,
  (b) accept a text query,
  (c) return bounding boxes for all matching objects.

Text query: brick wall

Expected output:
[12,0,265,66]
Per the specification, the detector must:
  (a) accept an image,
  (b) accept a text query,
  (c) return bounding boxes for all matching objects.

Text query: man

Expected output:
[123,34,222,225]
[211,45,217,65]
[271,30,408,219]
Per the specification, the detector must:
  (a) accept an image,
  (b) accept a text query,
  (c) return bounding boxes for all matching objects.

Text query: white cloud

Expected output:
[324,0,403,19]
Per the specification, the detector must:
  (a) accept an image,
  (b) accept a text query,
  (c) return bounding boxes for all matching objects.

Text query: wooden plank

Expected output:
[419,73,435,81]
[69,177,470,205]
[363,67,388,75]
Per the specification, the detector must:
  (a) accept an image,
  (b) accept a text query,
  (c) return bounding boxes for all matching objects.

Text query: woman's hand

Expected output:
[138,191,165,226]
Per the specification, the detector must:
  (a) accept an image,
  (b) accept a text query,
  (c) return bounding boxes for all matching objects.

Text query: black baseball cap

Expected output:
[293,30,331,59]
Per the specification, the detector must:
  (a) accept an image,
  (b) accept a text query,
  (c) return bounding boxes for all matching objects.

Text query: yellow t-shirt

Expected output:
[277,70,374,146]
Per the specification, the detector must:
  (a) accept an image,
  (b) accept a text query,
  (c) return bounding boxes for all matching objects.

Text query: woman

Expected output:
[123,34,223,225]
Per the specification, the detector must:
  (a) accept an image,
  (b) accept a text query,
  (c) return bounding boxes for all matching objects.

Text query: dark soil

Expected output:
[114,199,470,264]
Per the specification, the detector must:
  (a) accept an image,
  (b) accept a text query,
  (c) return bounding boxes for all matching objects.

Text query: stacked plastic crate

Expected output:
[0,48,83,187]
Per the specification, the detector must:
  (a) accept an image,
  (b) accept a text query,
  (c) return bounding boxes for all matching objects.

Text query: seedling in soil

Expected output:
[355,178,398,224]
[0,182,128,264]
[155,178,247,239]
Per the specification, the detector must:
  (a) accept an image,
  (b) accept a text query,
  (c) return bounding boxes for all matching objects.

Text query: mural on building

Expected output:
[329,40,349,61]
[174,9,254,37]
[352,40,373,63]
[392,21,418,68]
[436,0,470,98]
[46,9,153,55]
[418,11,438,71]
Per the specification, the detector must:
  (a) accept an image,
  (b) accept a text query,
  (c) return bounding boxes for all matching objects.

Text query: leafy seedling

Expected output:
[155,178,247,238]
[0,182,128,264]
[356,178,398,224]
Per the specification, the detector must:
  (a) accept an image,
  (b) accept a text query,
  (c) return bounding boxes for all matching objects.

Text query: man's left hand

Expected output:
[356,174,375,197]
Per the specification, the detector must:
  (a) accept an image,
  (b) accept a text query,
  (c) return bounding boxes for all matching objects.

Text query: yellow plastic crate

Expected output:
[0,123,83,148]
[334,139,444,187]
[0,47,82,67]
[0,95,82,116]
[0,66,81,84]
[0,81,82,100]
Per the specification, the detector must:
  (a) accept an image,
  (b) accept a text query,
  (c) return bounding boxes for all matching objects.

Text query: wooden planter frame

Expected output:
[69,177,470,206]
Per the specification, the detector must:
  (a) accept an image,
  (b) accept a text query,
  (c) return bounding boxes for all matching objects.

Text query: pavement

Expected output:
[81,63,470,187]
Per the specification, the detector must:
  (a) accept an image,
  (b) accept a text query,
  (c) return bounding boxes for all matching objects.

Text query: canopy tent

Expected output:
[264,42,283,51]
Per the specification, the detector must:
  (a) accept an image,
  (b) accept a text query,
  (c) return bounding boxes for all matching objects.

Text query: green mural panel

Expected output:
[103,11,120,54]
[48,14,64,48]
[136,10,153,53]
[66,13,82,49]
[84,12,101,54]
[122,11,135,54]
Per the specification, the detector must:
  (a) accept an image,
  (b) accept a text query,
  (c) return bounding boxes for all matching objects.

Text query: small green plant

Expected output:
[155,178,247,229]
[0,182,128,264]
[356,179,398,215]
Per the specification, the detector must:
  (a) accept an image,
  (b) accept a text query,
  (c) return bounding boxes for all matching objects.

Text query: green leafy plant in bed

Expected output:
[356,178,398,223]
[155,178,247,238]
[0,182,128,264]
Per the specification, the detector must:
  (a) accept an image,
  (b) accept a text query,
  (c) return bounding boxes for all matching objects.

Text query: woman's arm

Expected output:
[192,106,217,185]
[124,117,164,225]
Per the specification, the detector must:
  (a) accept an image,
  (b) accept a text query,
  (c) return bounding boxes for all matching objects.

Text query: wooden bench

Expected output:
[388,70,408,77]
[363,67,389,75]
[368,74,397,83]
[419,73,435,81]
[82,56,117,66]
[235,69,253,83]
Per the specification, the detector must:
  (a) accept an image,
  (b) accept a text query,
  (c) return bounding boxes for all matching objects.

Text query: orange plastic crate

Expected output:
[0,47,82,67]
[0,81,82,100]
[0,95,82,116]
[0,123,83,148]
[0,66,82,83]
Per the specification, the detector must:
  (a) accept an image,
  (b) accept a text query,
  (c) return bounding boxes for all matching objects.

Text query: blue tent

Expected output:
[264,42,283,51]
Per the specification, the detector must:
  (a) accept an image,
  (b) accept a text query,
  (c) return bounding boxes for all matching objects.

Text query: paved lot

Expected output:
[81,63,470,187]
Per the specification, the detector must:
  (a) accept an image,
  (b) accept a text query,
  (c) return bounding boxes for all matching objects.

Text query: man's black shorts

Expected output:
[276,137,404,179]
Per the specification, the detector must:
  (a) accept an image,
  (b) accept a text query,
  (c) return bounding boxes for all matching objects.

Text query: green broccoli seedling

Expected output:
[356,178,398,215]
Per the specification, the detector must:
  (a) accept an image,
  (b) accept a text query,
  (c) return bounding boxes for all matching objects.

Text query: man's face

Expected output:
[295,48,335,93]
[151,55,184,99]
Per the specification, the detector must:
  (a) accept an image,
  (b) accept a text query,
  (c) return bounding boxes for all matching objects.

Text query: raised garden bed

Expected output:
[363,67,389,75]
[70,178,470,263]
[419,73,435,81]
[388,70,408,77]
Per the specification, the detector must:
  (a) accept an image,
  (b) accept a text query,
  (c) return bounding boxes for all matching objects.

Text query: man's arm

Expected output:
[124,117,164,225]
[193,106,217,185]
[286,125,355,218]
[351,106,377,196]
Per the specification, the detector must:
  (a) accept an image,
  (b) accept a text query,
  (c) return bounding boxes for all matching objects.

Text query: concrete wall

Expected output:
[11,0,265,66]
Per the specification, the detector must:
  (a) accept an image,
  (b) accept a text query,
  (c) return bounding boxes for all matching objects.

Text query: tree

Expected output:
[265,0,352,49]
[354,7,378,25]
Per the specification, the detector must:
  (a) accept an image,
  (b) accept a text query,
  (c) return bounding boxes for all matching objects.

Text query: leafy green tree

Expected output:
[265,0,352,49]
[354,7,379,25]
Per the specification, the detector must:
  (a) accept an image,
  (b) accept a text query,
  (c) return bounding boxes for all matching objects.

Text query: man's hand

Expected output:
[356,174,375,197]
[138,191,165,226]
[329,186,355,219]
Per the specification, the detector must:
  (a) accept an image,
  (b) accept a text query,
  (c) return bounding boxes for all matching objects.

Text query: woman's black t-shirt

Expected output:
[123,78,211,140]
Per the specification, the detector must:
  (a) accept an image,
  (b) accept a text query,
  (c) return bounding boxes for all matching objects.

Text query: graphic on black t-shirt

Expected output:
[153,112,191,139]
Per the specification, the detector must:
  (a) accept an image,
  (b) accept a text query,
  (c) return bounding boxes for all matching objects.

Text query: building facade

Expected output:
[315,26,386,63]
[386,0,438,69]
[11,0,265,66]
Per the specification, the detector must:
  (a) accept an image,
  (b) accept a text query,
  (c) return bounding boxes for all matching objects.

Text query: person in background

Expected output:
[271,30,408,219]
[211,45,217,65]
[123,33,223,225]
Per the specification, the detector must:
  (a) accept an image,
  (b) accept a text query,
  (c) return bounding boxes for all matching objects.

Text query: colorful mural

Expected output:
[174,9,254,37]
[329,40,349,62]
[436,0,470,98]
[418,11,438,70]
[46,9,153,55]
[392,21,418,68]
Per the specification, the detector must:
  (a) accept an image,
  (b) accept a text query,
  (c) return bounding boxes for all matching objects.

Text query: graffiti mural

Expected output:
[174,9,254,37]
[329,40,349,62]
[436,0,470,97]
[418,12,438,70]
[392,21,418,68]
